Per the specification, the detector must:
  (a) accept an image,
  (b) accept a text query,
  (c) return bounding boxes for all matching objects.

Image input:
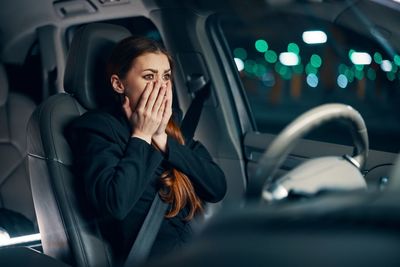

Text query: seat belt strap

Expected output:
[123,76,210,266]
[181,76,211,141]
[123,194,168,267]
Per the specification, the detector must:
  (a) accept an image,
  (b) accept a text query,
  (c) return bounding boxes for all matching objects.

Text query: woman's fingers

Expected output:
[152,85,167,113]
[166,82,173,110]
[135,82,152,112]
[144,80,161,111]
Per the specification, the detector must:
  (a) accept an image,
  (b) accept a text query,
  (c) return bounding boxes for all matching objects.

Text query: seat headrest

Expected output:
[0,64,9,106]
[64,23,131,110]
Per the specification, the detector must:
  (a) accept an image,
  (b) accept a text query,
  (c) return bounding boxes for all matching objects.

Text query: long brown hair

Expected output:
[107,36,203,220]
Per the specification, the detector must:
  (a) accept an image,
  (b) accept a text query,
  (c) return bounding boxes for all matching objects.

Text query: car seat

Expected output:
[0,63,36,237]
[27,23,131,267]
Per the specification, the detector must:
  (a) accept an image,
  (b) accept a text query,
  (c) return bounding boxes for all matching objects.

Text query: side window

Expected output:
[221,14,400,152]
[5,42,43,104]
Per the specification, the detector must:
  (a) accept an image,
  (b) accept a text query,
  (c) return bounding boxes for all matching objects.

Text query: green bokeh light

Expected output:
[310,54,322,68]
[344,68,354,82]
[391,62,398,73]
[234,48,247,60]
[374,52,382,64]
[293,63,304,74]
[394,55,400,66]
[354,69,364,80]
[387,72,395,81]
[264,50,278,63]
[255,39,269,53]
[305,63,318,75]
[355,64,364,71]
[338,64,348,75]
[288,43,300,54]
[244,59,256,74]
[274,61,283,73]
[348,49,355,59]
[280,66,292,80]
[367,68,376,81]
[255,64,267,77]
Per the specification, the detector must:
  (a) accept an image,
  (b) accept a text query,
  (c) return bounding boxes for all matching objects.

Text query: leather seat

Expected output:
[0,63,36,236]
[27,23,130,267]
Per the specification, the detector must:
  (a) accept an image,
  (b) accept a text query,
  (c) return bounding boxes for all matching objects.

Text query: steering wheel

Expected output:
[246,103,369,201]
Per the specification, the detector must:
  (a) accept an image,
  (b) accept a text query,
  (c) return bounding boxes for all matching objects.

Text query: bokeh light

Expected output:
[234,58,244,71]
[373,52,383,64]
[381,60,393,72]
[350,52,372,65]
[234,48,247,60]
[293,64,304,74]
[287,43,300,54]
[310,54,322,68]
[367,68,376,81]
[394,54,400,66]
[306,73,318,88]
[255,39,269,53]
[337,74,348,88]
[264,50,277,63]
[302,30,327,44]
[306,63,318,75]
[279,52,299,66]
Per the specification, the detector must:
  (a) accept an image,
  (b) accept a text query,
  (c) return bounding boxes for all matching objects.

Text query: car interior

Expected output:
[0,0,400,266]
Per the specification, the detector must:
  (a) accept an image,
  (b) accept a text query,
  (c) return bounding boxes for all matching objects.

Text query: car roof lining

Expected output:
[0,0,399,64]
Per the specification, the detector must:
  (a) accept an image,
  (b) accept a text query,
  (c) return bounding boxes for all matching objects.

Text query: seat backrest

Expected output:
[0,63,37,236]
[27,23,131,267]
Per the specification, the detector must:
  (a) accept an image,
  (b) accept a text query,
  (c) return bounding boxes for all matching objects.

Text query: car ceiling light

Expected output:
[350,52,372,65]
[302,30,327,44]
[381,60,393,72]
[234,58,245,72]
[0,233,41,247]
[279,52,299,66]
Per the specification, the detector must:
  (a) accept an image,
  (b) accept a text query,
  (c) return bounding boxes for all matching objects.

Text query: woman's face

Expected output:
[112,52,172,110]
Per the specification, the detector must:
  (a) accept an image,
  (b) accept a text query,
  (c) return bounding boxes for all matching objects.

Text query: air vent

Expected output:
[98,0,129,6]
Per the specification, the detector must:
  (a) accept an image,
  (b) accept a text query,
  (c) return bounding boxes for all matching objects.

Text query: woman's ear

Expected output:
[111,74,125,94]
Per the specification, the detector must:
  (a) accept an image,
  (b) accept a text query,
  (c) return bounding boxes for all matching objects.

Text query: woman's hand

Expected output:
[123,81,167,144]
[152,82,173,153]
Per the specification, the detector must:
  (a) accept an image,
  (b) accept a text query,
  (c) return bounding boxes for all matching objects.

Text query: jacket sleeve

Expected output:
[67,114,163,220]
[166,137,227,203]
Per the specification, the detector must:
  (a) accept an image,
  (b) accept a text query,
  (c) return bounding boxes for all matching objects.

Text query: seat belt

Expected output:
[181,75,211,141]
[123,75,210,266]
[123,194,168,267]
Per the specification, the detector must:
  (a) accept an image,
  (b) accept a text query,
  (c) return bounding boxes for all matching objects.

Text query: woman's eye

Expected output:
[143,74,154,80]
[163,74,171,81]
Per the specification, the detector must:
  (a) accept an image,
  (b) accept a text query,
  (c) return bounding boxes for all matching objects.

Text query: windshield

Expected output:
[221,1,400,152]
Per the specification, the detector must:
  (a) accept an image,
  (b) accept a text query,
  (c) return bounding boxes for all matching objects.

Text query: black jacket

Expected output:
[66,108,227,261]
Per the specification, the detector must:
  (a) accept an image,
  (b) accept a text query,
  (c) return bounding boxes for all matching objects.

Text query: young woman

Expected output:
[66,36,227,262]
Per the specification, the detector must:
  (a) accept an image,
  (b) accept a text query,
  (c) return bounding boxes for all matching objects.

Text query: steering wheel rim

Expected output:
[246,103,369,200]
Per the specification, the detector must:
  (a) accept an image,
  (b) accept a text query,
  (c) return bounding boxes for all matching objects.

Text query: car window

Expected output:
[220,12,400,153]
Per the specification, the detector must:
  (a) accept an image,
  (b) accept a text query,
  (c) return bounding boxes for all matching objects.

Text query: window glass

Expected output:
[221,11,400,152]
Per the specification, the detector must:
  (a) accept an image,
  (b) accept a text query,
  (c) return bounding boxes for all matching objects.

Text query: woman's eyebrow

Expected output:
[142,68,171,73]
